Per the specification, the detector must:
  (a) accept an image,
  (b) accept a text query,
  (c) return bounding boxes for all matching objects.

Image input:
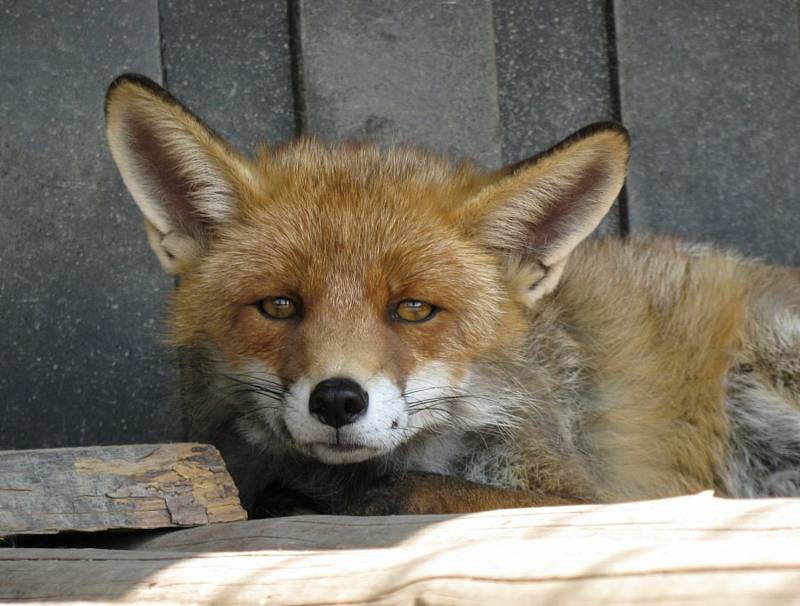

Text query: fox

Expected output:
[104,74,800,516]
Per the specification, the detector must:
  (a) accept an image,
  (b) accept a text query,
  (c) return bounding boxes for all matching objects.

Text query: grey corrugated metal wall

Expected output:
[1,0,798,449]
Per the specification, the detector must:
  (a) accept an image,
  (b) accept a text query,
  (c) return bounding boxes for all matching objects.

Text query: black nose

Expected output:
[309,377,369,428]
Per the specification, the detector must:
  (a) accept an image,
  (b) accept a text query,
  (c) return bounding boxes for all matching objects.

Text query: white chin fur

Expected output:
[308,443,380,465]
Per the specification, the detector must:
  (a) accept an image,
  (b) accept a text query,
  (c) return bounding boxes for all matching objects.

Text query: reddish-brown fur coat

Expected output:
[105,75,800,514]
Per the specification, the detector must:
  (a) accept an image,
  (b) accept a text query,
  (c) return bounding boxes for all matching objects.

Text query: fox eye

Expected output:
[256,296,299,320]
[392,300,438,323]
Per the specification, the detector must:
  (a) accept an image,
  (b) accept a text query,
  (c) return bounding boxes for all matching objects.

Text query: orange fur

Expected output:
[105,75,800,513]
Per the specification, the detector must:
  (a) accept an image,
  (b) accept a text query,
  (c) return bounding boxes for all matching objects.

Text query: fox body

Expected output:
[105,75,800,514]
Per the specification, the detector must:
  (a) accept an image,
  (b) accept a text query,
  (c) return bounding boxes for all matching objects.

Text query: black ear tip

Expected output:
[573,121,630,145]
[104,73,172,117]
[106,73,163,98]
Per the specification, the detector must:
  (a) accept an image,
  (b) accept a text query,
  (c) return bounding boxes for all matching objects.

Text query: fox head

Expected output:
[105,74,629,465]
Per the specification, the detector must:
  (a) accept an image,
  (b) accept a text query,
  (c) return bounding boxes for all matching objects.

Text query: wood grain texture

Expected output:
[0,443,246,535]
[3,493,800,604]
[134,491,800,552]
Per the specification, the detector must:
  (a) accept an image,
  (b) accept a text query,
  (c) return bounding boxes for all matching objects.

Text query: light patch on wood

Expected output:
[3,493,800,604]
[0,443,246,536]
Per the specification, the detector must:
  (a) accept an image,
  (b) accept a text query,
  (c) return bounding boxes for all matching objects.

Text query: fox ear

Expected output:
[457,123,630,304]
[105,74,257,275]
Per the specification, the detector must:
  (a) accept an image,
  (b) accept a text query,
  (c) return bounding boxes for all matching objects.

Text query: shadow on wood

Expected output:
[3,493,800,604]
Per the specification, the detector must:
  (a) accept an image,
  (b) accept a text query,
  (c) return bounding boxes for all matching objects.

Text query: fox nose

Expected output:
[309,377,369,428]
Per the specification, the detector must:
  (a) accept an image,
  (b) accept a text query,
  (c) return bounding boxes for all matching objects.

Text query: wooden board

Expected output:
[0,443,246,536]
[132,491,800,552]
[3,493,800,604]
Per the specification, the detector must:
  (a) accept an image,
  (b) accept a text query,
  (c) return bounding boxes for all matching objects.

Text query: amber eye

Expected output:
[392,300,438,323]
[256,296,299,320]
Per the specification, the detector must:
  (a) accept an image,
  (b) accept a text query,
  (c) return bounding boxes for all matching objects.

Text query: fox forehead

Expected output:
[207,139,503,304]
[252,138,490,208]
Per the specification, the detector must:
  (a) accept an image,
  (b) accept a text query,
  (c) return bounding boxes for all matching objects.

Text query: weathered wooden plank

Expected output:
[296,0,502,168]
[160,0,296,153]
[3,494,800,604]
[495,0,621,236]
[132,492,800,552]
[615,0,800,265]
[0,0,178,450]
[0,443,245,535]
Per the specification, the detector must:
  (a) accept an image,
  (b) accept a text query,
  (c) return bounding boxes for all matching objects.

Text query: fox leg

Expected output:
[340,472,584,515]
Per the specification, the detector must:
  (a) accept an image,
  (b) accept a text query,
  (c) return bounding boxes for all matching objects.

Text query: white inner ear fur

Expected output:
[106,81,258,274]
[143,219,203,275]
[504,256,568,305]
[109,107,242,226]
[469,128,629,306]
[487,147,625,264]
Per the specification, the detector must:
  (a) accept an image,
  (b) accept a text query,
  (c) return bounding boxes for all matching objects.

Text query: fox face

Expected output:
[105,74,629,466]
[173,144,517,464]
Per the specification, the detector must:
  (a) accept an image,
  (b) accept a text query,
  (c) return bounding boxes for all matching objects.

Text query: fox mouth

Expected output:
[311,442,367,452]
[304,441,381,464]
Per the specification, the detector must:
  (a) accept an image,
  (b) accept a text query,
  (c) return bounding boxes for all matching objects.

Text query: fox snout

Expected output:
[308,377,369,428]
[280,371,410,465]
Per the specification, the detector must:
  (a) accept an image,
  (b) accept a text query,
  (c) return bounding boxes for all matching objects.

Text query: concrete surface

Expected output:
[296,0,502,168]
[0,0,175,448]
[616,0,800,265]
[160,0,296,153]
[495,0,621,236]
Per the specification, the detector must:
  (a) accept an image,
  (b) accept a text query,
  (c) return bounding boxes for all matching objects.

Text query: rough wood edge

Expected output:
[0,443,246,536]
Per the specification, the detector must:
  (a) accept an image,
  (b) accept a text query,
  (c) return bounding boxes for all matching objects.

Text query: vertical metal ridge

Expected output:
[157,0,168,87]
[604,0,630,236]
[287,0,306,135]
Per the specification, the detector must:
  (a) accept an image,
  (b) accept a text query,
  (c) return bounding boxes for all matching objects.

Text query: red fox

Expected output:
[105,74,800,515]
